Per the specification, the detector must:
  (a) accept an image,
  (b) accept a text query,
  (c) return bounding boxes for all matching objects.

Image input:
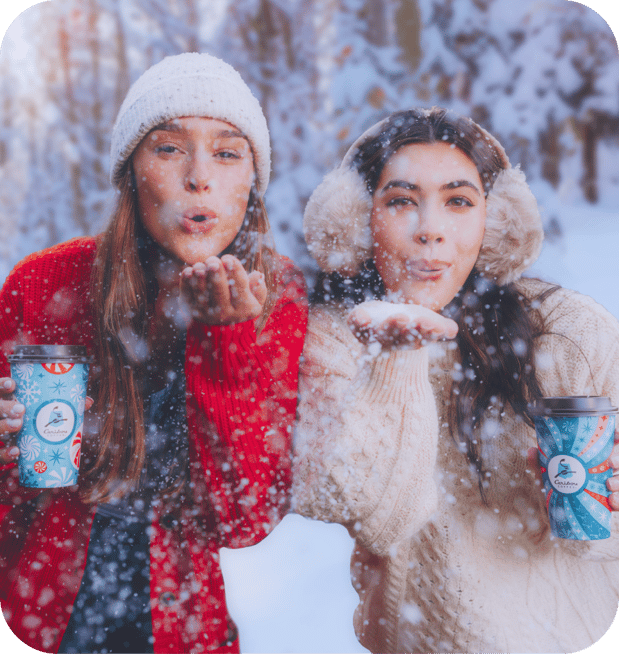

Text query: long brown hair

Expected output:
[314,107,547,500]
[83,160,276,504]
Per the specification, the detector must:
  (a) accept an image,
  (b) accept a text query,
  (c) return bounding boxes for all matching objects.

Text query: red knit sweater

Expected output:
[0,237,307,653]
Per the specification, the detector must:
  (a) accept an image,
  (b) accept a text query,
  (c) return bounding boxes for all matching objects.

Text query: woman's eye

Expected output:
[386,196,415,208]
[154,144,179,154]
[448,196,474,207]
[215,150,241,160]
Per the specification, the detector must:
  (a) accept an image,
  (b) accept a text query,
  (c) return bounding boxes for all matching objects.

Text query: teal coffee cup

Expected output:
[531,396,618,540]
[8,345,91,488]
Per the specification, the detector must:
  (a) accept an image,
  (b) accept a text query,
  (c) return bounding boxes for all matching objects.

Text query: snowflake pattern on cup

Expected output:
[11,354,88,489]
[15,381,41,407]
[17,433,41,462]
[45,466,75,487]
[13,363,34,381]
[70,383,86,405]
[536,413,614,540]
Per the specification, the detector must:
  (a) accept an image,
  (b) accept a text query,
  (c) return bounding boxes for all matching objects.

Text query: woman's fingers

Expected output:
[180,256,265,324]
[606,432,619,510]
[220,255,249,308]
[0,445,20,465]
[0,378,21,465]
[0,377,24,436]
[348,306,457,347]
[220,256,265,320]
[247,270,267,307]
[205,257,230,310]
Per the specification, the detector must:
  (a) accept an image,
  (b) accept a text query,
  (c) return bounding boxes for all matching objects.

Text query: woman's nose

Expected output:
[414,207,445,245]
[185,153,211,192]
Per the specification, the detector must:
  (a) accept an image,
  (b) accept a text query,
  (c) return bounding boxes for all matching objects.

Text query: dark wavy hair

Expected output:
[313,107,549,500]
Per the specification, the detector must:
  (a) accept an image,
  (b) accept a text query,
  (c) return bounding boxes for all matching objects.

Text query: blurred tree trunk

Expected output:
[87,0,106,198]
[0,68,10,166]
[361,0,388,46]
[540,114,560,189]
[59,16,87,232]
[396,0,422,71]
[113,8,130,118]
[183,0,199,53]
[580,117,599,204]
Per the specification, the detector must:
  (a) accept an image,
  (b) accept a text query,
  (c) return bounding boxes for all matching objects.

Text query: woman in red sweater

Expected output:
[0,53,307,653]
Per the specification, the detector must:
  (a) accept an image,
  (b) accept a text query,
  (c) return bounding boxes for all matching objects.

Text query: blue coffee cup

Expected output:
[8,345,92,489]
[531,396,618,540]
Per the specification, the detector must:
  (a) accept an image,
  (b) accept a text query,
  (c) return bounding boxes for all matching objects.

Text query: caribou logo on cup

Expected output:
[531,396,618,540]
[8,345,92,489]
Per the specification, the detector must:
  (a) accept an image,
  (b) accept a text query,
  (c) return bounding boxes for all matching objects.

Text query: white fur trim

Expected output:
[303,167,373,275]
[476,166,543,285]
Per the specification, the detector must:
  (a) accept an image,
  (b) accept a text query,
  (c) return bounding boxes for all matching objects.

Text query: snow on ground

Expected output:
[528,182,619,322]
[220,189,619,654]
[221,515,367,653]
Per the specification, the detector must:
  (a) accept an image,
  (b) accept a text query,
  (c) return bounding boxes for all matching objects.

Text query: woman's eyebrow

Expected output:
[381,180,420,193]
[440,180,481,195]
[151,122,184,134]
[216,129,246,140]
[149,124,246,140]
[381,179,481,196]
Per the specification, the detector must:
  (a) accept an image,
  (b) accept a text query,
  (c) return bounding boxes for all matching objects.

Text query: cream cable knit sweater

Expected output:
[293,279,619,653]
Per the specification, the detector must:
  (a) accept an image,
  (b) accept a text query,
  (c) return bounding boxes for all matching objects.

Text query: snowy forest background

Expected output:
[1,0,619,653]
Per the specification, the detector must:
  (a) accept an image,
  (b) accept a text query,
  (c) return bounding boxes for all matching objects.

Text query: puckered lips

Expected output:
[405,258,450,281]
[180,207,218,234]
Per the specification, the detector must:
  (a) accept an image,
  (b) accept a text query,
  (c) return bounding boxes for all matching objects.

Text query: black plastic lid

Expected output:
[7,345,92,364]
[529,396,618,417]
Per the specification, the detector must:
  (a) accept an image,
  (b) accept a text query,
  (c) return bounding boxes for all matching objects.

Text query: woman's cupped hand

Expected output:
[347,299,458,349]
[180,254,267,325]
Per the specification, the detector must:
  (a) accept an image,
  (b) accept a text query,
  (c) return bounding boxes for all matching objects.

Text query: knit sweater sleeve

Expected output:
[184,256,307,549]
[526,281,619,560]
[292,305,439,556]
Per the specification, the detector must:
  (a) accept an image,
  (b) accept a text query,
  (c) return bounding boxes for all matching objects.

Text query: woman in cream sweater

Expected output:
[293,107,619,653]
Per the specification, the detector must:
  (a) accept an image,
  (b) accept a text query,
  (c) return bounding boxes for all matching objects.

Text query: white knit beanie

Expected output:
[303,109,544,286]
[110,52,271,195]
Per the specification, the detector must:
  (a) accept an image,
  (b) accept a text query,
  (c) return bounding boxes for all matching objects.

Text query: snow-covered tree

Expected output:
[412,0,619,202]
[491,1,619,202]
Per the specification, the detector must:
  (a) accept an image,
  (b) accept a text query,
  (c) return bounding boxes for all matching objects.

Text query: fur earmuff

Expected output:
[303,167,373,276]
[303,115,545,286]
[476,166,544,286]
